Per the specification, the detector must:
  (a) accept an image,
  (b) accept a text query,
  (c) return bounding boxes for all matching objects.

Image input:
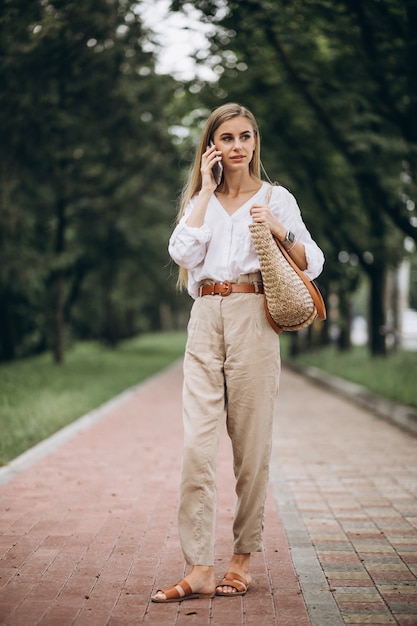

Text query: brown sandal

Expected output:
[151,578,215,603]
[215,572,250,596]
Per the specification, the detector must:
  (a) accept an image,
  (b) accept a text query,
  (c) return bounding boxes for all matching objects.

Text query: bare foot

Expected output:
[216,554,252,595]
[152,565,216,602]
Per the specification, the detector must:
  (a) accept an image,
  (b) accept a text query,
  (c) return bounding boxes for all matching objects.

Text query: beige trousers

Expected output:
[178,286,280,566]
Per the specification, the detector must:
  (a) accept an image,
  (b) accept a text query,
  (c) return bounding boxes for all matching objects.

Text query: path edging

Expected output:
[285,360,417,437]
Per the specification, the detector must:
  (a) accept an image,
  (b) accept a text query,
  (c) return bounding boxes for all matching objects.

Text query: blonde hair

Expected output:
[176,103,262,289]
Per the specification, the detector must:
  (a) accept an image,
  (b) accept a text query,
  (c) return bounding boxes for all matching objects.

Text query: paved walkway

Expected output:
[0,361,416,625]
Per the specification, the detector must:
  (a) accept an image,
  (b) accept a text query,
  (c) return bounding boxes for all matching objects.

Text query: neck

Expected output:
[219,172,261,196]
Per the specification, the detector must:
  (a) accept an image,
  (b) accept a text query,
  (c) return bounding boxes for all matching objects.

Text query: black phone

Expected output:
[210,141,223,185]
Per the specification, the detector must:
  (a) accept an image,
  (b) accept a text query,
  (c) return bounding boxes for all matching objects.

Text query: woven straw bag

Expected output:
[249,186,326,334]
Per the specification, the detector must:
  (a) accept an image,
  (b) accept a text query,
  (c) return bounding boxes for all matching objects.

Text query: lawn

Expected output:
[290,343,417,408]
[0,332,187,466]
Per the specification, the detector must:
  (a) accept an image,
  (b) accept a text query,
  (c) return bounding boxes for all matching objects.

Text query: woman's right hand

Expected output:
[201,144,222,192]
[186,145,221,228]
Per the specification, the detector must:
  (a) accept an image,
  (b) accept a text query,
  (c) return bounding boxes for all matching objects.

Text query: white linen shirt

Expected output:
[169,182,325,300]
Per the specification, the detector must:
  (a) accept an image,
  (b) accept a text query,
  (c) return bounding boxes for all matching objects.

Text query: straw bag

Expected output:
[249,186,326,334]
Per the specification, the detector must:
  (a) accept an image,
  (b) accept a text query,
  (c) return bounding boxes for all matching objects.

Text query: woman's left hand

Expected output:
[250,204,286,241]
[250,203,308,270]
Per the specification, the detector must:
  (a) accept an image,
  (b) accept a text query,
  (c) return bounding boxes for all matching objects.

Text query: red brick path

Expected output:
[272,366,417,626]
[1,361,417,625]
[0,362,309,625]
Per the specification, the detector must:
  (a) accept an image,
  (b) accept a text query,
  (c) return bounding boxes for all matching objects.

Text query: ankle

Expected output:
[189,565,215,578]
[230,553,251,571]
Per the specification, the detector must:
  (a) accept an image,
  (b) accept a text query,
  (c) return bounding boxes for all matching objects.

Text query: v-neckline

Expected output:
[214,182,265,217]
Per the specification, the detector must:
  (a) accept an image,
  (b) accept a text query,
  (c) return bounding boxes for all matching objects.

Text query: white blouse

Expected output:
[169,182,325,300]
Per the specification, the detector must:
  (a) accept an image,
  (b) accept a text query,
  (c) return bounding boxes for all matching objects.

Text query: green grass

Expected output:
[291,344,417,408]
[0,332,187,466]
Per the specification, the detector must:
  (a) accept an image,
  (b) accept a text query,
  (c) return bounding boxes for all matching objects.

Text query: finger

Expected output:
[204,148,220,163]
[206,144,219,155]
[202,151,220,174]
[208,156,222,175]
[250,203,268,212]
[203,146,215,159]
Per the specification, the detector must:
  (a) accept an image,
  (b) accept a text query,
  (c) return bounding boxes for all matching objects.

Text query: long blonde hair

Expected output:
[176,103,262,289]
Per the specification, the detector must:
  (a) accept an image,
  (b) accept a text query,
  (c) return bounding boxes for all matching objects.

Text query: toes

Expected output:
[216,585,236,594]
[153,591,167,600]
[152,583,185,601]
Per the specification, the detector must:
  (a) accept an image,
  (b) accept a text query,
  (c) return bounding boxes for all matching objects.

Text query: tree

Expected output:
[171,0,417,355]
[0,0,182,362]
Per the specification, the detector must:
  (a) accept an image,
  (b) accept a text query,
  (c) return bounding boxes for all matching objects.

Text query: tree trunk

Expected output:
[338,292,352,351]
[368,265,387,356]
[53,193,66,364]
[159,301,173,331]
[289,332,300,357]
[53,273,65,364]
[103,294,118,347]
[0,291,16,361]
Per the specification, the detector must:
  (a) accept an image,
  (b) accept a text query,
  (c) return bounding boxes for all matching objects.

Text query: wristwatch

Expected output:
[282,231,295,247]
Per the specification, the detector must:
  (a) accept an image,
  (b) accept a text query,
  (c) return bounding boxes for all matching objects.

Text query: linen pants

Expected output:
[178,290,280,566]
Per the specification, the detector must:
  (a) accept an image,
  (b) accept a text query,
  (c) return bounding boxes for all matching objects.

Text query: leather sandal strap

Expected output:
[220,572,248,592]
[159,578,191,600]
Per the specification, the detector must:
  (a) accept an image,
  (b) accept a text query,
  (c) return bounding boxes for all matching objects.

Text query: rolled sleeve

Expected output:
[270,186,325,281]
[168,217,212,269]
[303,244,325,281]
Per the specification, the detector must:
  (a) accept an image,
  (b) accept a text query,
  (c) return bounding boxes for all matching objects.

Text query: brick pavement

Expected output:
[0,361,416,625]
[270,368,417,626]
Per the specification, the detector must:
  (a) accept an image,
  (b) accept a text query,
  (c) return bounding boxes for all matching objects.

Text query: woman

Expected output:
[152,103,324,602]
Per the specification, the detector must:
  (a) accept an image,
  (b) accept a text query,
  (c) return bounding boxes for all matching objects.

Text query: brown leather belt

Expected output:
[199,281,264,297]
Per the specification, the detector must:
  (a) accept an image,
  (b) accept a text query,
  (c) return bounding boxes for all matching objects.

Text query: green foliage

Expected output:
[2,0,416,362]
[172,0,417,355]
[0,0,185,362]
[410,255,417,310]
[293,345,417,408]
[0,331,187,465]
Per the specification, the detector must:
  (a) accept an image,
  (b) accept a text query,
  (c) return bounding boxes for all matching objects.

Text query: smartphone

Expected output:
[210,141,223,185]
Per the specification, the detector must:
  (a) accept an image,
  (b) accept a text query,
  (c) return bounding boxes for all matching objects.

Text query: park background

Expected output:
[1,0,416,462]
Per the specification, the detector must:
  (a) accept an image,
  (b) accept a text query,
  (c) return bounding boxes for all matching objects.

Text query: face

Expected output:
[212,116,256,173]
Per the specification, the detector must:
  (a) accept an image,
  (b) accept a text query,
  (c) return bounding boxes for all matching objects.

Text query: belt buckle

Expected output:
[219,281,232,296]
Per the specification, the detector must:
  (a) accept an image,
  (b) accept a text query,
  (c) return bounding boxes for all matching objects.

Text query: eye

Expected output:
[242,133,252,140]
